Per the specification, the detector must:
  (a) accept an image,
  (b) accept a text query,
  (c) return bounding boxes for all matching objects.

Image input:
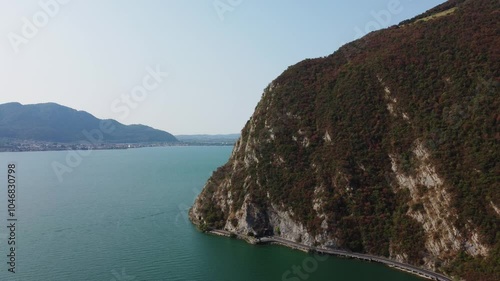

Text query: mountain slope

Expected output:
[0,102,178,143]
[190,0,499,280]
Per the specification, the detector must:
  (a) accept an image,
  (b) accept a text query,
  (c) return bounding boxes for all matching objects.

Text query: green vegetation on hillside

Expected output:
[193,1,499,280]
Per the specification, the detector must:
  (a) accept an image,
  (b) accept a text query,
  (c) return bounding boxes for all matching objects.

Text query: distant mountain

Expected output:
[176,134,240,145]
[0,102,178,143]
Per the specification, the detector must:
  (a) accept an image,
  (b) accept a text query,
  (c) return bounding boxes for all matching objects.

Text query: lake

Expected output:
[0,147,424,281]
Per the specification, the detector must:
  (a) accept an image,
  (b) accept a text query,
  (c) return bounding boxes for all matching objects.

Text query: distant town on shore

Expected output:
[0,135,239,153]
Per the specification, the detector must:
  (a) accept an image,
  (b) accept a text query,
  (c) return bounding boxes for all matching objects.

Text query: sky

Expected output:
[0,0,445,135]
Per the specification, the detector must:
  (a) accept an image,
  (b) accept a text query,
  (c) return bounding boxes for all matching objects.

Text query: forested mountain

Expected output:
[190,0,499,280]
[0,102,177,143]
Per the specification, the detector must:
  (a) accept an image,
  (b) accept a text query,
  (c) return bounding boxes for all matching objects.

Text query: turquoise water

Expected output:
[0,147,424,281]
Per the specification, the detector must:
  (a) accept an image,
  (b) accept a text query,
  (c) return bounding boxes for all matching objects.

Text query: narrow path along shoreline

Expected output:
[207,229,452,281]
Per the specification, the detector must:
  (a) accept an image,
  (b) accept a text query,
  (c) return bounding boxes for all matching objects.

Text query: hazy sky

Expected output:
[0,0,445,134]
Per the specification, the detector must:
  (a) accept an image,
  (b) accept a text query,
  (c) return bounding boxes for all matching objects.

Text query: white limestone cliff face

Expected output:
[222,197,336,248]
[491,201,500,216]
[389,141,489,269]
[223,194,262,235]
[190,104,337,248]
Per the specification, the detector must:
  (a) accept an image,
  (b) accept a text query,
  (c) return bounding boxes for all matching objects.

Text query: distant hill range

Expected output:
[0,102,178,143]
[176,134,240,145]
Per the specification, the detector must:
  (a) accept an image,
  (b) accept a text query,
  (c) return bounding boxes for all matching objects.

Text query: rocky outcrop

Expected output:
[190,1,499,280]
[389,141,489,269]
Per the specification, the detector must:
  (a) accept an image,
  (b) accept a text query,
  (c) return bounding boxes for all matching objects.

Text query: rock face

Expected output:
[190,0,499,280]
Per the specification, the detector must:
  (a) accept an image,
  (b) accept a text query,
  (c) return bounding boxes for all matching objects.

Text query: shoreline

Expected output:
[0,143,235,153]
[206,229,452,281]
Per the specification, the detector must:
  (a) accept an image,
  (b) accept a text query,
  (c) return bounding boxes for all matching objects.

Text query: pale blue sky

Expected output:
[0,0,445,134]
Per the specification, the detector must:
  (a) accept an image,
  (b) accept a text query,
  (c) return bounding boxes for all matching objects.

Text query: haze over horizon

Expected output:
[1,0,444,135]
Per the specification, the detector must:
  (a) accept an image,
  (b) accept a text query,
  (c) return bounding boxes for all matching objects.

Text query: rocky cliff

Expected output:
[190,0,499,280]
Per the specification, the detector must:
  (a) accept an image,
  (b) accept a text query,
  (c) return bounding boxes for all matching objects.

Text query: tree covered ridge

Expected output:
[0,102,178,143]
[192,0,499,280]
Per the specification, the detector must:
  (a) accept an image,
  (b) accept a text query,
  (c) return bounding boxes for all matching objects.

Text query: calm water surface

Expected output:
[0,147,424,281]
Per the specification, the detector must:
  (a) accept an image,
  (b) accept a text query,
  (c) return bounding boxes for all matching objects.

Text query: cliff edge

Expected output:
[190,1,499,280]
